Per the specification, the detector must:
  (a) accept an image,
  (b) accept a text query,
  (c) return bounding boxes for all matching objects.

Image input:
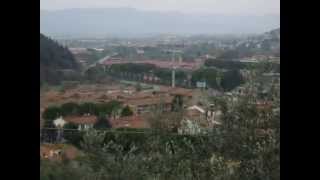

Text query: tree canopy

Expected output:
[40,33,80,85]
[120,105,134,117]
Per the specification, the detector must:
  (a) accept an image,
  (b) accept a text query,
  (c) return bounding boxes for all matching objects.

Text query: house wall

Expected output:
[78,124,94,131]
[135,103,172,114]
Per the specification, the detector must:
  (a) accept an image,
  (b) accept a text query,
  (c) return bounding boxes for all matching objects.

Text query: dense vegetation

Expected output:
[41,62,279,179]
[84,63,244,91]
[40,33,80,85]
[205,59,249,69]
[102,46,172,60]
[109,63,156,74]
[191,68,244,91]
[204,58,279,71]
[40,85,280,179]
[87,63,188,86]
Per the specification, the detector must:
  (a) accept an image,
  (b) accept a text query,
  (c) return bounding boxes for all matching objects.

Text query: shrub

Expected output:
[121,105,133,117]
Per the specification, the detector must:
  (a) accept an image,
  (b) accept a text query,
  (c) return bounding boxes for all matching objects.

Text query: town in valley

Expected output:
[40,3,280,179]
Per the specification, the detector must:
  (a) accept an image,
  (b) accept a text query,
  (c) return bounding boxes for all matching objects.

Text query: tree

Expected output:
[212,76,280,179]
[85,65,105,83]
[43,106,62,120]
[60,102,80,116]
[120,106,133,117]
[191,68,219,89]
[97,102,113,115]
[93,114,112,129]
[204,59,247,70]
[40,33,80,85]
[64,123,78,130]
[221,70,244,91]
[172,95,184,112]
[78,102,99,115]
[102,100,122,116]
[135,82,142,92]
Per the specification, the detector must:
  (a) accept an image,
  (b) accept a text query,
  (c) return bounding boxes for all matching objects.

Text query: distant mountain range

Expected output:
[40,8,280,38]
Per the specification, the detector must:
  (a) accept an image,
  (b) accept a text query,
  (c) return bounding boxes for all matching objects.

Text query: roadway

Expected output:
[84,52,118,72]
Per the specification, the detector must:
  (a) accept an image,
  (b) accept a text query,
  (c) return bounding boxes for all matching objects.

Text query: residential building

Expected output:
[63,115,98,131]
[110,115,149,128]
[126,96,173,114]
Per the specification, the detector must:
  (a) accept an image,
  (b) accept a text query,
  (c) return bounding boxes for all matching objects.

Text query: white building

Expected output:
[53,115,98,131]
[53,117,67,128]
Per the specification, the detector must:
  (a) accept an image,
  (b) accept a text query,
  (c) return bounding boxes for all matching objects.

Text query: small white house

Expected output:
[64,115,98,131]
[53,117,67,128]
[53,115,98,131]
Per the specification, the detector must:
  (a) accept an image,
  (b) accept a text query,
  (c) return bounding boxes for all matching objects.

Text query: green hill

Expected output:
[40,33,80,85]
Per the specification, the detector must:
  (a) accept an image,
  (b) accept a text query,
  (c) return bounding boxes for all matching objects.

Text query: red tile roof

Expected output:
[126,96,173,106]
[64,115,98,125]
[110,115,149,128]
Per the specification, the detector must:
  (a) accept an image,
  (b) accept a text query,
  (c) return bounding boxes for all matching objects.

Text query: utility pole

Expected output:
[171,51,176,88]
[168,49,182,88]
[172,68,176,88]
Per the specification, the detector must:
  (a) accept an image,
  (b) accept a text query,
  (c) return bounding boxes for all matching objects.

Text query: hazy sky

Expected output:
[40,0,280,15]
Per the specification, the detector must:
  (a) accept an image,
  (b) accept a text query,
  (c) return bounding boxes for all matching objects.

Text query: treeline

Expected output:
[205,59,280,73]
[43,101,121,120]
[85,63,244,91]
[42,101,134,128]
[109,63,156,74]
[191,68,244,91]
[107,63,188,86]
[40,33,81,85]
[205,59,249,69]
[104,46,172,60]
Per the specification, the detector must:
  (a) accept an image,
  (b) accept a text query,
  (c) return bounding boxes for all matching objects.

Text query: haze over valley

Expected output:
[41,8,279,38]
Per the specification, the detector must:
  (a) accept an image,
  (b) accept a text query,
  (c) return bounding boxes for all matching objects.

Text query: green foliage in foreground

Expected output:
[41,91,279,180]
[41,74,279,180]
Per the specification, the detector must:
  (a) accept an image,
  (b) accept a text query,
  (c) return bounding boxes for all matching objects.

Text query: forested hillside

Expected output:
[234,27,280,57]
[40,33,80,85]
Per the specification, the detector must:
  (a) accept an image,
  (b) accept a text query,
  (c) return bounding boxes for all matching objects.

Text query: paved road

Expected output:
[84,52,118,71]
